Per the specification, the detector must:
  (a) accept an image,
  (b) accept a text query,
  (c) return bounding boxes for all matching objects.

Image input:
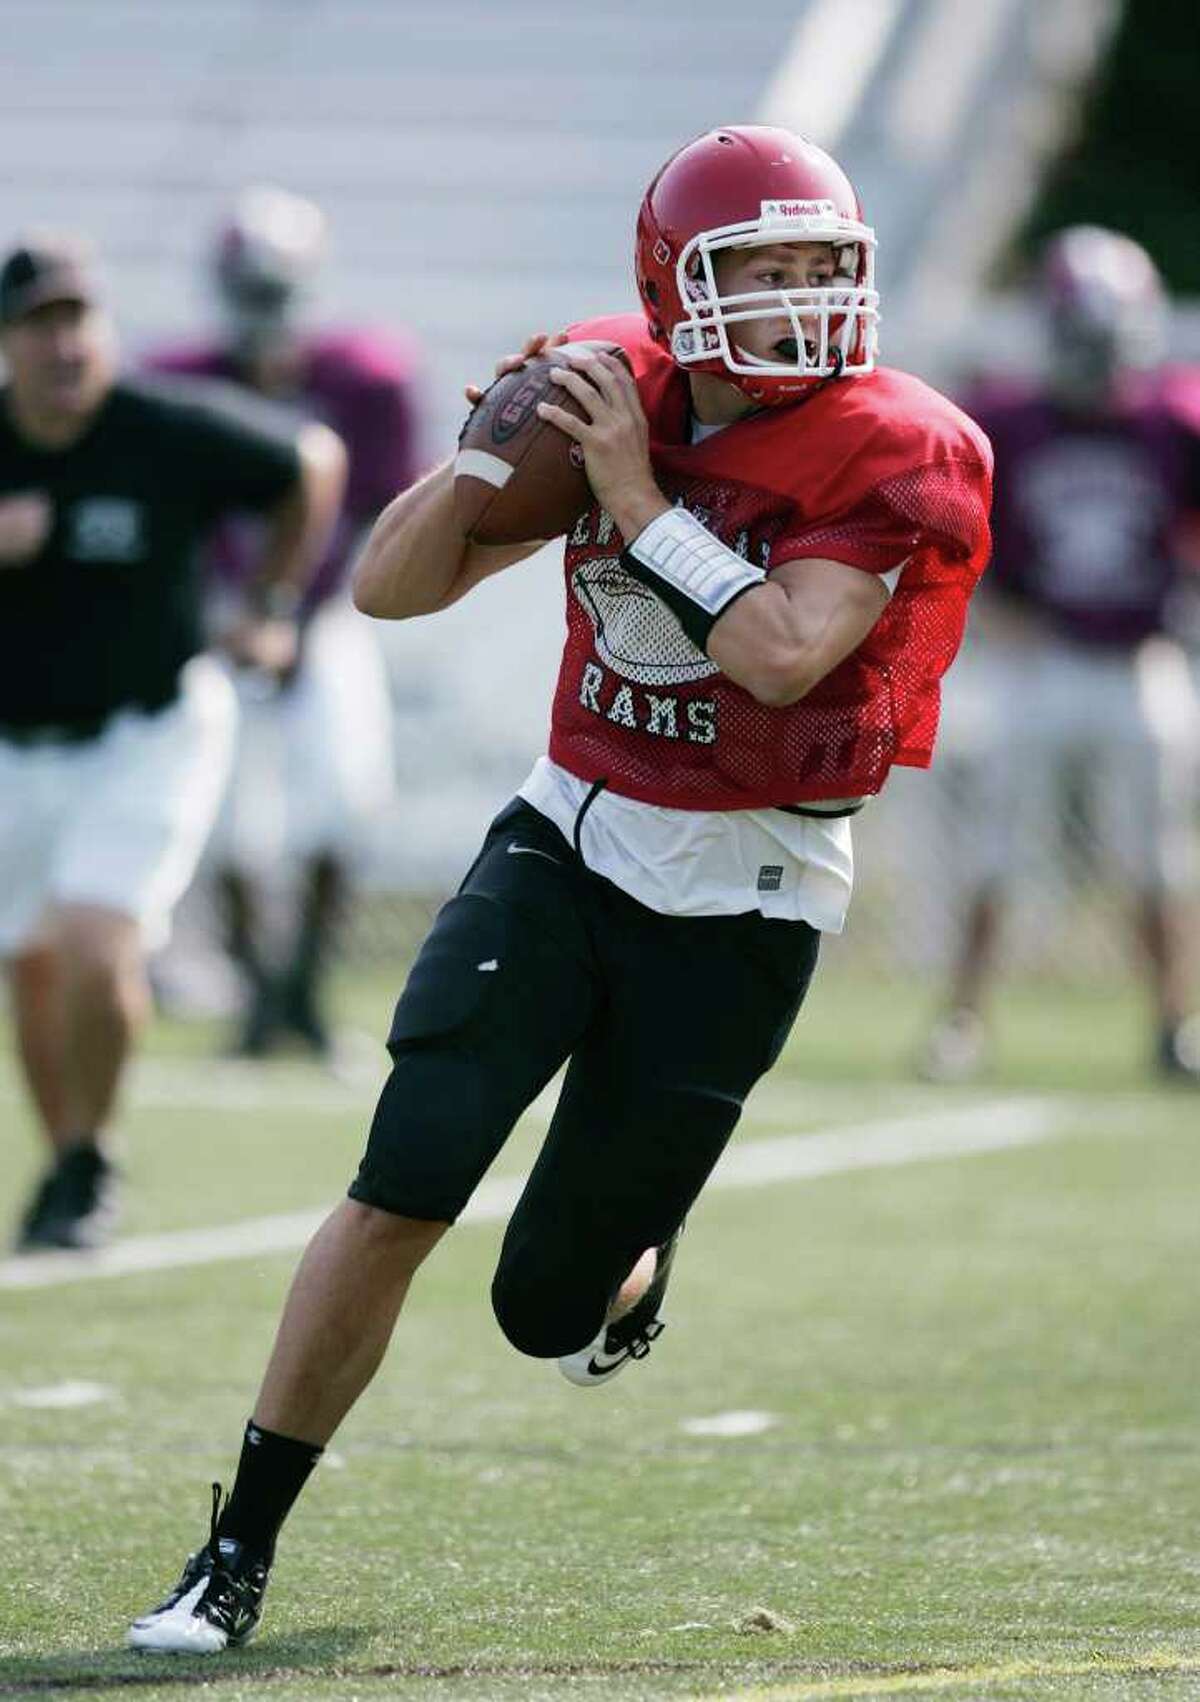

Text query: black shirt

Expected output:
[0,376,302,731]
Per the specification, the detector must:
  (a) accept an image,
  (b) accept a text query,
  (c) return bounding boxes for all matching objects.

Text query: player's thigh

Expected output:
[350,802,597,1222]
[962,652,1069,889]
[0,740,66,956]
[205,676,284,874]
[282,603,396,856]
[1116,642,1200,888]
[1094,729,1198,890]
[55,658,237,949]
[494,903,820,1333]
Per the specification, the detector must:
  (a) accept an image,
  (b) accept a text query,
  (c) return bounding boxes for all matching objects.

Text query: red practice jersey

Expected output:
[548,314,993,807]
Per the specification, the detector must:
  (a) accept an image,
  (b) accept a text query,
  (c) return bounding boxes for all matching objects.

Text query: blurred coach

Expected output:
[0,237,345,1252]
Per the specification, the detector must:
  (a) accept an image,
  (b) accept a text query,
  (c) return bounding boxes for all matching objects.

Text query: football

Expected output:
[454,340,631,545]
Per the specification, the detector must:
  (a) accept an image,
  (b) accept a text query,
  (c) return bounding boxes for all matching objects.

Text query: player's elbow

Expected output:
[351,546,397,618]
[350,563,380,616]
[351,525,395,616]
[298,420,347,502]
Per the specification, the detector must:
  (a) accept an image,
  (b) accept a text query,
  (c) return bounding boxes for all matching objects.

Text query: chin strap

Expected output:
[622,507,765,651]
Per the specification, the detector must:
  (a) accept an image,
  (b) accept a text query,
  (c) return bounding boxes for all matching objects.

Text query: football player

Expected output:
[921,226,1200,1083]
[129,126,992,1653]
[149,186,424,1057]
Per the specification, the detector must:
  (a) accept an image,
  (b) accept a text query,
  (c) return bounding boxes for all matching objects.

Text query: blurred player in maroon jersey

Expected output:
[922,227,1200,1084]
[130,127,992,1653]
[150,187,425,1058]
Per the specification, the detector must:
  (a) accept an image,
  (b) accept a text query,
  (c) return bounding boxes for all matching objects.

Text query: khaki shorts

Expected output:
[0,657,236,955]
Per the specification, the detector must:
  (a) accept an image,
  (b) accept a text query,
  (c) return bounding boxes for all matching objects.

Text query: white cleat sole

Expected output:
[127,1577,236,1654]
[557,1319,664,1389]
[127,1615,232,1654]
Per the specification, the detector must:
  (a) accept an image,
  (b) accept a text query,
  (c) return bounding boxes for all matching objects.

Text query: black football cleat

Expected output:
[229,977,285,1059]
[916,1008,986,1083]
[128,1485,270,1654]
[14,1163,60,1251]
[558,1226,683,1388]
[17,1143,119,1252]
[1157,1017,1200,1083]
[278,970,333,1057]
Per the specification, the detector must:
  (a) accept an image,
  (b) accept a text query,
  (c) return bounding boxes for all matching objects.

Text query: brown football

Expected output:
[454,340,631,545]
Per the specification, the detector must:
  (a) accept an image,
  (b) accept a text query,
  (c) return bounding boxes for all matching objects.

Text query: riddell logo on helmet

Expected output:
[761,199,837,221]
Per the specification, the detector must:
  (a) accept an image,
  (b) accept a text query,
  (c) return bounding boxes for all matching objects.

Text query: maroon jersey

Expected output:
[548,315,992,808]
[147,329,422,609]
[966,370,1200,648]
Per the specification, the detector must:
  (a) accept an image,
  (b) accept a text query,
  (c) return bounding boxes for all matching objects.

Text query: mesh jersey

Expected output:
[147,329,423,609]
[548,315,993,808]
[962,371,1200,648]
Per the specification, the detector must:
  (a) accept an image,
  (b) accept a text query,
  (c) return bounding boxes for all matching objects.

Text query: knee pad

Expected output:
[490,1239,608,1360]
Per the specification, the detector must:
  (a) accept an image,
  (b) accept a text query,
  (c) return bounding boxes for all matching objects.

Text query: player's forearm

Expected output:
[353,462,462,617]
[252,422,347,605]
[708,567,889,706]
[353,460,537,619]
[621,508,888,706]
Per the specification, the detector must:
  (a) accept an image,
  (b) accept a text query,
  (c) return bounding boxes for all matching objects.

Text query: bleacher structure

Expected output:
[6,0,1192,980]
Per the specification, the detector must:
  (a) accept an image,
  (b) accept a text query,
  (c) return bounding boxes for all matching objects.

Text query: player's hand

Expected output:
[223,614,301,679]
[0,492,52,567]
[463,331,569,406]
[536,348,666,538]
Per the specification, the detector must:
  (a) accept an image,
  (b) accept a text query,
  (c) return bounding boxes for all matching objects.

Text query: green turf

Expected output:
[1,974,1197,1702]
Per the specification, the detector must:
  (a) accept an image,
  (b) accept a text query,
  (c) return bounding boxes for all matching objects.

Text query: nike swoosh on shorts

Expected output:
[506,843,562,865]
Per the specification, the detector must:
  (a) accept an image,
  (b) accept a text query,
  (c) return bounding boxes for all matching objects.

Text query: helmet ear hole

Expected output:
[644,280,660,304]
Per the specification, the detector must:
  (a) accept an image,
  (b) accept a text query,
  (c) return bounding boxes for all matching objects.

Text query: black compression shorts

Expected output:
[348,797,820,1354]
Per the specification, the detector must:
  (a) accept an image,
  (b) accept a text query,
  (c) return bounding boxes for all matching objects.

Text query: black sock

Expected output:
[216,1420,323,1563]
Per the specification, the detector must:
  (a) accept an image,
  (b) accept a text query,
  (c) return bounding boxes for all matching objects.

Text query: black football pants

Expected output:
[349,799,820,1357]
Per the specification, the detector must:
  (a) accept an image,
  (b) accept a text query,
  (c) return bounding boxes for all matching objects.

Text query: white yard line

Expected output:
[713,1097,1063,1187]
[0,1097,1065,1292]
[0,1060,937,1123]
[9,1380,114,1409]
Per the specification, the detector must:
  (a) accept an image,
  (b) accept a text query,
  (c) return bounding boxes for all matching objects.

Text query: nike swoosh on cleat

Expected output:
[586,1351,631,1378]
[506,843,562,864]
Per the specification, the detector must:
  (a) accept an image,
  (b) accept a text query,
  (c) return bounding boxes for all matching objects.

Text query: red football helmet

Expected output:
[635,126,878,406]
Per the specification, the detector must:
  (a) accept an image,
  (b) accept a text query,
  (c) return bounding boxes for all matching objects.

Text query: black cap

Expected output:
[0,238,97,325]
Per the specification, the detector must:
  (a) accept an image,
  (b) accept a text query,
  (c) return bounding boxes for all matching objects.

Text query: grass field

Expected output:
[1,968,1198,1702]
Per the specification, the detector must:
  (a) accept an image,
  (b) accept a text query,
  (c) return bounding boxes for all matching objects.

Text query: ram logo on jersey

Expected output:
[568,503,762,689]
[571,559,720,687]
